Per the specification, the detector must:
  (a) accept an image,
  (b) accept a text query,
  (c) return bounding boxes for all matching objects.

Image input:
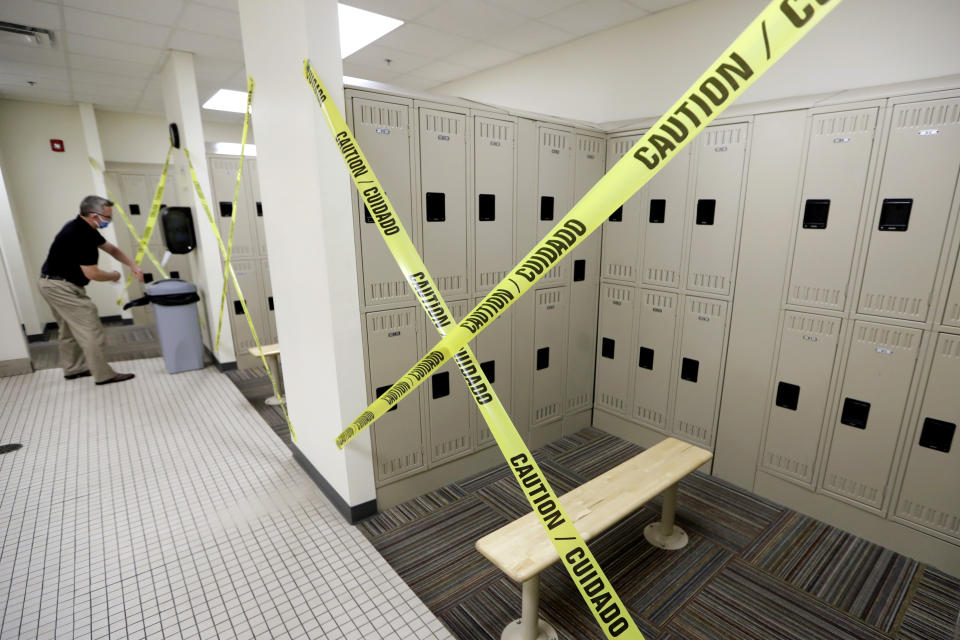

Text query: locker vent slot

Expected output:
[824,473,880,505]
[601,338,615,359]
[605,284,633,303]
[535,402,560,422]
[695,199,716,225]
[375,385,400,412]
[540,196,554,221]
[421,113,461,135]
[762,452,809,481]
[426,192,446,222]
[790,285,843,308]
[434,435,468,458]
[878,198,912,231]
[775,382,800,411]
[691,272,727,291]
[363,204,374,223]
[815,112,875,135]
[379,450,422,477]
[256,202,263,217]
[170,270,180,279]
[479,271,507,289]
[645,292,675,310]
[675,420,711,446]
[898,499,960,537]
[649,199,666,223]
[568,393,591,411]
[786,312,839,337]
[480,360,495,384]
[219,201,232,217]
[947,302,960,325]
[478,194,495,221]
[689,298,724,319]
[599,392,625,412]
[541,131,566,150]
[860,293,925,319]
[680,358,699,382]
[234,300,243,315]
[608,206,623,222]
[636,405,665,429]
[435,275,463,292]
[431,372,450,399]
[358,103,404,128]
[368,309,414,332]
[144,273,154,284]
[645,267,678,286]
[854,323,916,349]
[478,121,509,141]
[268,296,274,311]
[606,264,634,280]
[840,397,870,429]
[578,137,603,154]
[612,138,637,155]
[536,347,550,370]
[918,418,955,453]
[638,347,654,370]
[894,100,960,129]
[573,260,586,282]
[129,204,140,215]
[704,126,743,146]
[543,266,563,282]
[803,199,830,229]
[368,281,408,302]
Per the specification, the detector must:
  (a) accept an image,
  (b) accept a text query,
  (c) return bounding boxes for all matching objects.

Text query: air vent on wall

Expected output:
[0,22,56,49]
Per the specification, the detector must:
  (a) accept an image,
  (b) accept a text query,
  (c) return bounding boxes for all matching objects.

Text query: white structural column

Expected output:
[0,240,31,376]
[79,103,131,319]
[237,0,376,515]
[161,51,236,365]
[0,153,42,337]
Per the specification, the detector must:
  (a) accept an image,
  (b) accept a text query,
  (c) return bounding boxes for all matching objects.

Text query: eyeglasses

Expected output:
[93,211,113,221]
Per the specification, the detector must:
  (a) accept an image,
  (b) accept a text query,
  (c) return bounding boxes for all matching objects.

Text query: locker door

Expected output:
[118,173,152,239]
[352,97,415,306]
[535,126,574,287]
[164,253,192,283]
[420,108,468,298]
[762,312,842,485]
[261,258,276,344]
[472,300,513,450]
[246,160,267,257]
[146,171,169,253]
[109,172,148,323]
[895,333,960,542]
[366,308,425,484]
[227,258,266,369]
[687,124,749,295]
[566,134,605,413]
[531,287,568,425]
[822,321,922,510]
[641,146,691,288]
[945,256,960,328]
[633,290,678,432]
[858,97,960,321]
[673,296,728,447]
[209,157,258,260]
[474,117,515,293]
[594,284,636,417]
[426,299,472,464]
[789,109,878,310]
[601,134,642,283]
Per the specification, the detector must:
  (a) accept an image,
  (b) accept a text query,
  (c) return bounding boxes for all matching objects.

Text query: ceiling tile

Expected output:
[191,0,239,13]
[70,68,149,91]
[64,34,163,66]
[0,42,66,67]
[0,61,69,84]
[177,3,242,39]
[68,53,155,78]
[390,74,440,91]
[73,83,142,102]
[192,55,242,88]
[416,0,525,40]
[0,86,73,104]
[483,0,581,19]
[167,29,243,61]
[540,0,647,36]
[410,60,474,83]
[0,0,62,30]
[61,0,185,27]
[63,7,171,49]
[0,70,69,92]
[485,20,572,55]
[443,42,521,71]
[340,0,443,21]
[345,44,430,75]
[341,61,403,84]
[374,23,465,59]
[625,0,694,12]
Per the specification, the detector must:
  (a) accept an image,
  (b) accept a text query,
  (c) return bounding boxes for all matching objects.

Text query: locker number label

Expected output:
[587,154,596,159]
[437,134,450,141]
[375,127,390,135]
[833,137,851,144]
[652,307,663,313]
[698,315,711,322]
[876,347,893,355]
[388,330,401,338]
[714,146,728,152]
[919,129,939,136]
[802,334,818,342]
[551,148,560,154]
[489,140,502,147]
[613,300,622,306]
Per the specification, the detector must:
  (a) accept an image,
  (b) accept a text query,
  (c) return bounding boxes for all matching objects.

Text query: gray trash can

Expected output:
[126,279,204,374]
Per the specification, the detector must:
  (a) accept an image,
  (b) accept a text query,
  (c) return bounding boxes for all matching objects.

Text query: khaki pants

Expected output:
[37,278,117,382]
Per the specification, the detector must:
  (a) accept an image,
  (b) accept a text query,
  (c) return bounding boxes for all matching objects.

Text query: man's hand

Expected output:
[112,270,122,282]
[131,265,144,283]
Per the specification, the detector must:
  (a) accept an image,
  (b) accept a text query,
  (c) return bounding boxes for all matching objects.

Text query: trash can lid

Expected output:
[145,278,197,296]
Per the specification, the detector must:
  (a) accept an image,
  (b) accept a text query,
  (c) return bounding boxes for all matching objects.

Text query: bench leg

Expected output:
[501,575,558,640]
[643,482,689,550]
[264,354,285,406]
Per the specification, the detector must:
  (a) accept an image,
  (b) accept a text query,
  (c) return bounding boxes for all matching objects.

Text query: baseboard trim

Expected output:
[291,443,377,524]
[0,358,33,378]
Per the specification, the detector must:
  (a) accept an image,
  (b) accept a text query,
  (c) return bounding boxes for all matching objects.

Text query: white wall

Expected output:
[0,240,29,365]
[98,110,254,164]
[437,0,960,123]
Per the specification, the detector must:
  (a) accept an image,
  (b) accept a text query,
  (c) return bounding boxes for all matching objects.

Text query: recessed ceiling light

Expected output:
[211,142,256,156]
[202,89,249,113]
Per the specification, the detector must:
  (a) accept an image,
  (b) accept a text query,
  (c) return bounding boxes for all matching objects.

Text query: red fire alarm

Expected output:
[50,139,64,152]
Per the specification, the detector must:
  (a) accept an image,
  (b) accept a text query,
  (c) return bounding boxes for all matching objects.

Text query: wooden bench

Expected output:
[476,437,712,640]
[248,343,284,405]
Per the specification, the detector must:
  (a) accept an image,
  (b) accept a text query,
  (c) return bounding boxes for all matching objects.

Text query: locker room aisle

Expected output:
[0,359,452,640]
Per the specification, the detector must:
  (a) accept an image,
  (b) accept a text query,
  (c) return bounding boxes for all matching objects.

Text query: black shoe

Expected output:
[64,370,91,380]
[95,373,136,385]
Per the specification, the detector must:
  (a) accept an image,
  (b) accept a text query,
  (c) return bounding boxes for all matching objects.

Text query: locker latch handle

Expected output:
[540,196,554,221]
[536,347,550,370]
[479,194,495,221]
[219,201,232,217]
[426,192,445,222]
[130,204,141,216]
[680,357,699,382]
[363,204,374,224]
[234,300,244,315]
[878,198,912,231]
[802,199,830,229]
[143,273,154,284]
[431,371,450,399]
[268,296,274,311]
[256,201,263,217]
[638,347,654,370]
[608,206,622,222]
[840,397,870,429]
[480,360,495,384]
[775,382,800,411]
[918,417,955,453]
[696,199,715,225]
[649,199,666,224]
[375,385,399,412]
[170,270,180,279]
[601,338,615,359]
[573,260,586,282]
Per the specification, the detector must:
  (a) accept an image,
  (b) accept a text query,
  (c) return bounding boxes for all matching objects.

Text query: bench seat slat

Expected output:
[248,343,281,357]
[475,437,712,583]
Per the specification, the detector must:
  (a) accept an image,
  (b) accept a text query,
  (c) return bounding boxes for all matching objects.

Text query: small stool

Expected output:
[248,344,284,405]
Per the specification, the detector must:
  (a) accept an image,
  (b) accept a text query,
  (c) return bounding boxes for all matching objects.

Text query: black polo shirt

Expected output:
[41,216,106,287]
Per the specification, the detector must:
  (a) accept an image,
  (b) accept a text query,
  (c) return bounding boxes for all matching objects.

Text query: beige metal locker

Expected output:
[566,134,605,413]
[789,109,878,310]
[600,134,642,283]
[425,299,472,464]
[209,157,259,260]
[420,108,468,298]
[247,160,267,256]
[472,299,513,450]
[762,312,842,485]
[595,283,637,417]
[227,258,266,369]
[686,124,749,295]
[163,253,192,283]
[474,117,515,293]
[633,289,678,432]
[366,308,426,484]
[945,256,960,328]
[858,97,960,321]
[531,287,568,425]
[822,321,922,510]
[673,296,728,447]
[535,126,574,287]
[351,96,416,307]
[642,146,691,288]
[261,258,276,345]
[895,332,960,542]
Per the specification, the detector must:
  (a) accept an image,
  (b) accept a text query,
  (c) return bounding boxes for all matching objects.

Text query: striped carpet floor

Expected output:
[358,428,960,640]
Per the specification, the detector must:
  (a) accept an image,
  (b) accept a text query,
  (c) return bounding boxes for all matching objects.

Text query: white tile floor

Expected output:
[0,359,453,639]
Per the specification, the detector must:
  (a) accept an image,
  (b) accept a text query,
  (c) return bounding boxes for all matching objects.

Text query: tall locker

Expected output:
[686,124,749,295]
[566,133,605,413]
[366,308,425,484]
[600,134,642,283]
[822,321,922,510]
[595,283,636,416]
[633,289,678,432]
[426,299,472,464]
[209,157,259,259]
[351,96,416,307]
[261,258,276,344]
[474,117,515,294]
[112,172,152,323]
[762,312,842,485]
[247,160,267,256]
[641,146,691,288]
[895,332,960,542]
[472,300,514,450]
[788,109,878,310]
[419,108,468,298]
[531,287,568,425]
[858,97,960,321]
[673,296,728,447]
[945,256,960,328]
[227,258,266,369]
[535,126,574,288]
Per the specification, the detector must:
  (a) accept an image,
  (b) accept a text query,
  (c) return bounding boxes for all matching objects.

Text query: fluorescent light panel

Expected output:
[202,89,248,113]
[212,142,256,156]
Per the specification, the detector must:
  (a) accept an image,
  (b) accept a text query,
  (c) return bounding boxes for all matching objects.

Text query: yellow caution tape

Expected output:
[181,145,296,442]
[215,77,255,351]
[336,0,842,450]
[304,61,642,640]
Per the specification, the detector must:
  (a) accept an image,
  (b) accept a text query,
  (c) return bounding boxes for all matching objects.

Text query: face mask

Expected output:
[96,215,110,229]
